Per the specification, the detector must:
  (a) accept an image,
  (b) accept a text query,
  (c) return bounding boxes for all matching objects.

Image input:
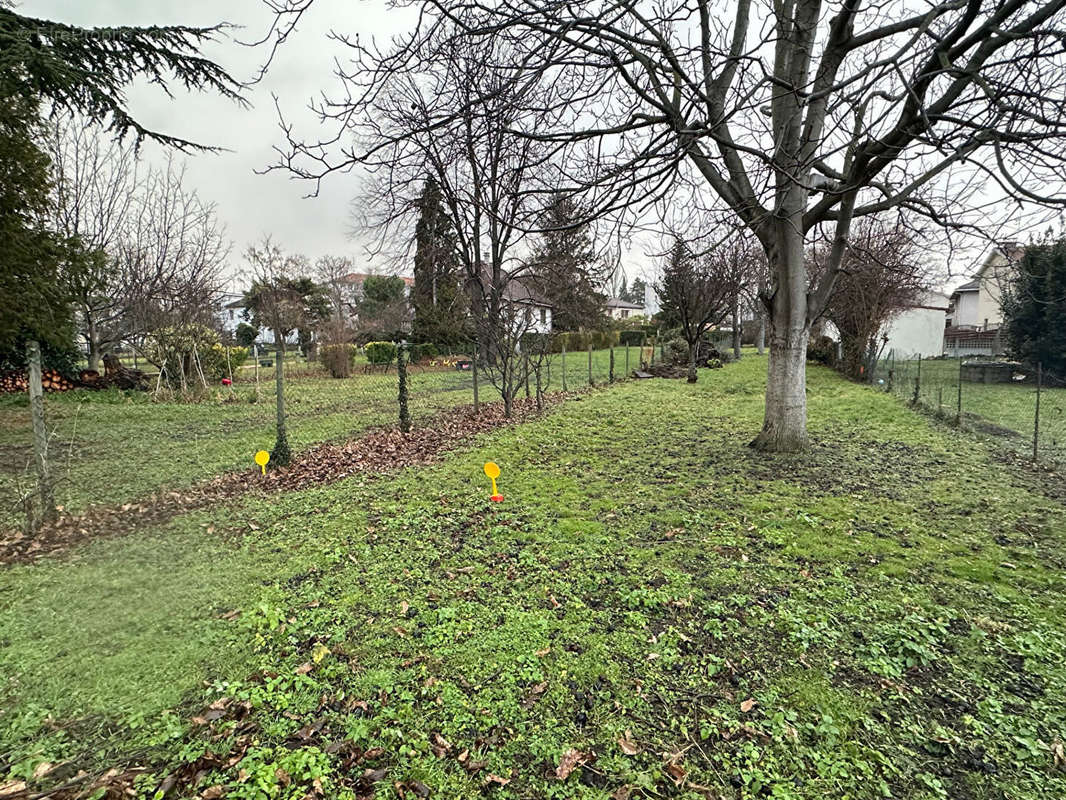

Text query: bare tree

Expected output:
[265,0,1066,451]
[270,21,565,377]
[46,121,229,369]
[315,254,355,324]
[243,237,328,466]
[812,218,932,380]
[657,237,745,383]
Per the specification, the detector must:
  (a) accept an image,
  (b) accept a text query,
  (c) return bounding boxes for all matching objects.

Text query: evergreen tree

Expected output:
[527,193,606,331]
[1003,235,1066,376]
[618,274,628,301]
[628,278,648,306]
[0,86,79,368]
[0,5,242,150]
[411,178,466,345]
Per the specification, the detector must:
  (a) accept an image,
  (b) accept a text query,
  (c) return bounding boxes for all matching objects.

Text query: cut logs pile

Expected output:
[0,368,80,394]
[0,354,150,395]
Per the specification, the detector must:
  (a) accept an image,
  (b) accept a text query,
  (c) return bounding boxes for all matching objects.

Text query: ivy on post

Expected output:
[397,341,411,433]
[609,346,615,383]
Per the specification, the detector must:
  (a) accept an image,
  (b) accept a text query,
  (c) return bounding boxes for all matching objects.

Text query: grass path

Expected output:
[2,356,1065,799]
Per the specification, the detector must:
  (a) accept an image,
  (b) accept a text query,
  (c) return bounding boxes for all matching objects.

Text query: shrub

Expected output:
[234,322,258,348]
[365,341,397,365]
[619,330,648,347]
[201,344,249,380]
[666,337,689,364]
[807,335,838,367]
[412,343,439,362]
[320,344,357,378]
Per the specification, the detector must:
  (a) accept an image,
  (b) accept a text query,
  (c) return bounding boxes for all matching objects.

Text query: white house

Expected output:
[946,241,1024,330]
[216,293,299,347]
[881,290,950,358]
[501,278,553,334]
[606,297,645,320]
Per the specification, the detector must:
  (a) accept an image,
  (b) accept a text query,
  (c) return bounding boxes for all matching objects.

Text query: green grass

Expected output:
[2,355,1065,799]
[0,350,630,529]
[880,358,1066,465]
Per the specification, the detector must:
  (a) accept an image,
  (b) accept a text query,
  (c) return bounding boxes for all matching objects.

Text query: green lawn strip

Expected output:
[0,351,627,529]
[2,357,1065,799]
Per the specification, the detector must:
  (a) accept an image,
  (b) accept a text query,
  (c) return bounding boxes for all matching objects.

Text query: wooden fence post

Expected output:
[588,344,593,386]
[472,341,479,414]
[27,340,57,525]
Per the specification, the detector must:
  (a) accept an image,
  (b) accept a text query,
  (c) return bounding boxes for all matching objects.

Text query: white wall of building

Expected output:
[952,291,980,328]
[883,292,948,358]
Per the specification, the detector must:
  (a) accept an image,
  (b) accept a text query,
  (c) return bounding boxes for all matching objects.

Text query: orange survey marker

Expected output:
[484,461,503,502]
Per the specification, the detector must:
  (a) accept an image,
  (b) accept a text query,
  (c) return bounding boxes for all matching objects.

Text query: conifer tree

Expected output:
[411,177,466,345]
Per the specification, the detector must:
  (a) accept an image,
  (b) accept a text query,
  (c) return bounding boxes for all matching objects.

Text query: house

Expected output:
[499,277,552,335]
[606,297,645,320]
[946,241,1024,330]
[216,293,299,348]
[881,290,950,358]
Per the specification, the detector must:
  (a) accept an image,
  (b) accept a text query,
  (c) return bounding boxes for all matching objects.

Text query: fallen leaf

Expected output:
[201,786,224,799]
[295,662,313,675]
[32,762,54,779]
[312,643,330,663]
[740,697,756,713]
[484,773,511,787]
[618,731,641,756]
[665,761,686,785]
[0,781,26,797]
[535,647,550,657]
[555,748,594,780]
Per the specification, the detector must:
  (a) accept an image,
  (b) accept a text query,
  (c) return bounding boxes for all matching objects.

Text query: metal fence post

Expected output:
[397,342,411,433]
[588,344,593,386]
[472,341,479,415]
[1034,362,1042,460]
[561,344,568,392]
[956,359,963,426]
[625,344,630,377]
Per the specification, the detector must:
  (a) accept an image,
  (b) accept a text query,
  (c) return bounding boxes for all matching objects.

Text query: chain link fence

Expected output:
[870,354,1066,469]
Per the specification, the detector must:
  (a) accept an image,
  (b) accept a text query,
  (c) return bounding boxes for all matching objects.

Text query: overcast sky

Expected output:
[22,0,1042,300]
[24,0,412,289]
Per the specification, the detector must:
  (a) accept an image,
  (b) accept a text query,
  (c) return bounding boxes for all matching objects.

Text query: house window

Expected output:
[228,309,234,320]
[620,310,629,319]
[539,308,546,325]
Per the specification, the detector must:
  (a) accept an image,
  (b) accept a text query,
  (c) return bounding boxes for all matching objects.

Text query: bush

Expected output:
[320,344,357,378]
[234,322,258,349]
[411,343,439,362]
[201,344,249,380]
[365,341,397,365]
[666,337,689,365]
[619,330,649,347]
[807,335,838,367]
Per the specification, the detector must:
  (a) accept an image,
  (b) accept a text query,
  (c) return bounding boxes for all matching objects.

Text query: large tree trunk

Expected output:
[687,342,697,383]
[27,340,57,525]
[751,234,810,452]
[86,315,101,372]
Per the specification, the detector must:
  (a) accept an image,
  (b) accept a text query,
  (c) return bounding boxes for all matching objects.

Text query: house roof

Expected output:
[501,277,552,308]
[954,279,981,293]
[606,297,644,310]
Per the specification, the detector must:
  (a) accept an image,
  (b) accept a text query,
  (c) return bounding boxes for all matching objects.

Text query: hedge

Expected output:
[365,341,397,365]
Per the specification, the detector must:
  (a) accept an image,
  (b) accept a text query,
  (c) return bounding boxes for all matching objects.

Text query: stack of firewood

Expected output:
[0,369,80,394]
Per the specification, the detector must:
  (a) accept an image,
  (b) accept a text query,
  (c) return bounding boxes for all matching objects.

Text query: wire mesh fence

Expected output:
[870,354,1066,469]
